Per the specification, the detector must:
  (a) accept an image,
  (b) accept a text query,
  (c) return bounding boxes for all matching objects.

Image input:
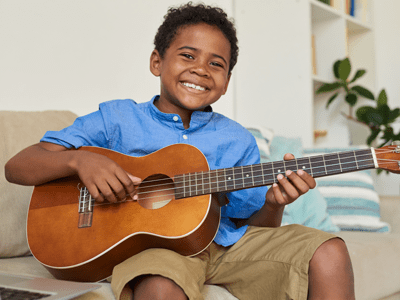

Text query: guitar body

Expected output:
[27,144,221,282]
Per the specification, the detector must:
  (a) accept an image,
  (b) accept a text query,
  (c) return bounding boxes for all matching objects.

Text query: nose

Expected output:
[190,58,210,77]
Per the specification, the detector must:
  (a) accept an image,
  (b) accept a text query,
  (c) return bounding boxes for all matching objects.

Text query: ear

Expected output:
[150,49,162,77]
[222,73,232,95]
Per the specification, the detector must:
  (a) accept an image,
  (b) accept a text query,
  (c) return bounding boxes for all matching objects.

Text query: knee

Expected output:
[310,238,354,279]
[130,275,188,300]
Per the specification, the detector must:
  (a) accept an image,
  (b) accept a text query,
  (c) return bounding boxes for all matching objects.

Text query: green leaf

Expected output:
[349,70,366,83]
[356,106,383,125]
[338,58,351,81]
[351,86,375,100]
[333,60,341,79]
[377,104,391,125]
[316,82,342,94]
[377,89,388,107]
[389,108,400,123]
[326,92,339,108]
[345,93,357,106]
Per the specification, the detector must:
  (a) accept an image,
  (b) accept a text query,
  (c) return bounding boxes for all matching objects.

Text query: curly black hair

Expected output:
[154,2,238,74]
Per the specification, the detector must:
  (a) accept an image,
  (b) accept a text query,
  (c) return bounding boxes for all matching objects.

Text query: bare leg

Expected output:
[126,275,188,300]
[308,238,355,300]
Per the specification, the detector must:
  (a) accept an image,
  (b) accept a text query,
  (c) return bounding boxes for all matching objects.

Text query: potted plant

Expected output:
[316,58,400,147]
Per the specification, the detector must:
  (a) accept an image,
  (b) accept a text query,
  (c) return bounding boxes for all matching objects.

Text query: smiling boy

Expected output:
[5,3,355,300]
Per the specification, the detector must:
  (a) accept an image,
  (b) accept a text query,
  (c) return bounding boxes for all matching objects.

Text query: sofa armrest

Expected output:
[380,195,400,234]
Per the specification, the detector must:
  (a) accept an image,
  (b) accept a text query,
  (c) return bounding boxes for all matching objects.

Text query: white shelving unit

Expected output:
[310,0,375,147]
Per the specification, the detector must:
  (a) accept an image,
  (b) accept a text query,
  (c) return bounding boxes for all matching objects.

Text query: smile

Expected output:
[181,82,206,91]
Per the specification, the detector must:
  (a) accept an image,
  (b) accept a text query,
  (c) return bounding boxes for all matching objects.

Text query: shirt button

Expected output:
[183,135,188,140]
[173,116,179,121]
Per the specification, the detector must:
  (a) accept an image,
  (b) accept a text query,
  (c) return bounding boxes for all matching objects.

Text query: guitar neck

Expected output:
[174,148,377,199]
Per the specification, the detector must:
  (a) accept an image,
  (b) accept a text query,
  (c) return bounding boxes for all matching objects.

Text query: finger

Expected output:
[285,170,310,195]
[106,177,128,202]
[272,181,288,206]
[283,153,295,160]
[86,184,105,203]
[97,180,118,203]
[277,173,300,200]
[115,170,141,200]
[297,169,317,189]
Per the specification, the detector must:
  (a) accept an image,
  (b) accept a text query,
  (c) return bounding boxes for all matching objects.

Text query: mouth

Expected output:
[180,82,208,91]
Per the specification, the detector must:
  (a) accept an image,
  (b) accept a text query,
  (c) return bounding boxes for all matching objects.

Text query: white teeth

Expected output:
[182,82,206,91]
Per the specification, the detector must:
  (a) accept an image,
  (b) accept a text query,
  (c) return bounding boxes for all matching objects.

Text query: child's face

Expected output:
[150,23,231,116]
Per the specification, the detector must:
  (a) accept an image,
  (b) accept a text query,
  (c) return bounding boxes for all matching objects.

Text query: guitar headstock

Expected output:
[374,144,400,174]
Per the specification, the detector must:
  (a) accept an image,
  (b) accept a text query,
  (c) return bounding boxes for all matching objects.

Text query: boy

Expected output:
[5,3,355,300]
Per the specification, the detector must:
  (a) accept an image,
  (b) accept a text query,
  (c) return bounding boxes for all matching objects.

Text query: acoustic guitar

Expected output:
[27,143,400,282]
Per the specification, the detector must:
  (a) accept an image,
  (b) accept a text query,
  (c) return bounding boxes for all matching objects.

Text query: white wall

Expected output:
[371,0,400,195]
[0,0,234,118]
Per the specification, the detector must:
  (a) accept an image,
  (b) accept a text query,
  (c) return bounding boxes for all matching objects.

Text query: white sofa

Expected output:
[1,110,400,300]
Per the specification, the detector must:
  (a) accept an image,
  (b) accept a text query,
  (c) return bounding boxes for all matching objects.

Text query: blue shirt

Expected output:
[41,97,268,246]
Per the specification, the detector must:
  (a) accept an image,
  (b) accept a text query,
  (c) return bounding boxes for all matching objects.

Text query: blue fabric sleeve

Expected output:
[40,109,110,149]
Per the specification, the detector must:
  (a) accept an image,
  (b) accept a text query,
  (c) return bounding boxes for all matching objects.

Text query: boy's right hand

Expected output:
[5,142,141,204]
[71,150,141,203]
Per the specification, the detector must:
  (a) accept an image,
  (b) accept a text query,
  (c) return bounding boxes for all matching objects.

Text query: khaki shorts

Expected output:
[111,225,337,300]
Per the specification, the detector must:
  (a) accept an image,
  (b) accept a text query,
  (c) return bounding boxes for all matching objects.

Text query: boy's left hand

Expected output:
[265,153,316,209]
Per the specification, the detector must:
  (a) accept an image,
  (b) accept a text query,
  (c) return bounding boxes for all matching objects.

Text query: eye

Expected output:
[211,62,223,68]
[181,53,194,60]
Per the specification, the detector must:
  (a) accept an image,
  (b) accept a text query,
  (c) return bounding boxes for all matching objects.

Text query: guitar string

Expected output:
[119,151,393,192]
[81,150,399,207]
[129,149,395,187]
[86,159,396,207]
[85,157,395,206]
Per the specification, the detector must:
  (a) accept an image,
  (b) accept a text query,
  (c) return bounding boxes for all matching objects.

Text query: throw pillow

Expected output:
[303,147,390,233]
[246,126,274,161]
[253,134,340,232]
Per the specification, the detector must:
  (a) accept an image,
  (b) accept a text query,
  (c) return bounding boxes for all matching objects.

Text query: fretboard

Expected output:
[174,148,376,199]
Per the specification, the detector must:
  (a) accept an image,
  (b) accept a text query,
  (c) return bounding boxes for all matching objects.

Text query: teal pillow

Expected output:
[266,136,340,232]
[303,147,390,233]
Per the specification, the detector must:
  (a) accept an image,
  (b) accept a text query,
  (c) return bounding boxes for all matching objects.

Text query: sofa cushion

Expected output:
[265,136,339,232]
[303,147,390,233]
[0,110,77,257]
[338,231,400,300]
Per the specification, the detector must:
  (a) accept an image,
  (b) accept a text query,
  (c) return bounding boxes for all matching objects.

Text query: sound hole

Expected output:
[137,174,175,210]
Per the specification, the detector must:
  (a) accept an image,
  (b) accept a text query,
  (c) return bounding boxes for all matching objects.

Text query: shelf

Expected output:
[311,0,342,22]
[346,15,372,33]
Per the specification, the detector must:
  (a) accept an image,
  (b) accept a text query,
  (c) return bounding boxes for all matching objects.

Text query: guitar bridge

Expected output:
[78,186,94,228]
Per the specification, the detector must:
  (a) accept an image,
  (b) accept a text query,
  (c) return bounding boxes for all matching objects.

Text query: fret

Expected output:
[234,167,244,189]
[203,171,211,195]
[225,168,234,190]
[353,150,359,169]
[189,172,196,197]
[337,153,343,172]
[355,149,375,169]
[308,157,313,177]
[273,161,285,180]
[217,169,226,192]
[339,151,358,172]
[209,170,218,194]
[324,154,341,175]
[309,156,326,177]
[252,164,264,186]
[284,159,297,173]
[296,157,312,175]
[174,175,185,199]
[261,162,274,185]
[173,149,376,197]
[322,155,328,174]
[242,165,253,188]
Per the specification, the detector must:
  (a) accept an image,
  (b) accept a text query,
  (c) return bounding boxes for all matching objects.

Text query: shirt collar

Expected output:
[149,95,215,132]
